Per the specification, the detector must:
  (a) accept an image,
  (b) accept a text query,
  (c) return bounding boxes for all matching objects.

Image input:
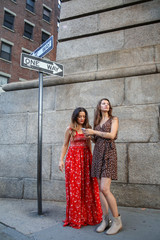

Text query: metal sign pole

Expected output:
[37,72,43,215]
[20,37,63,216]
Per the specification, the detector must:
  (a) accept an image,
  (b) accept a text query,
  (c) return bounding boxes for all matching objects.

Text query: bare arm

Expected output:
[86,138,92,152]
[84,117,119,140]
[90,135,96,143]
[59,127,71,172]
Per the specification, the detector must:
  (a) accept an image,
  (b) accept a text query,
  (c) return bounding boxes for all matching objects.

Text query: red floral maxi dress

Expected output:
[63,131,102,229]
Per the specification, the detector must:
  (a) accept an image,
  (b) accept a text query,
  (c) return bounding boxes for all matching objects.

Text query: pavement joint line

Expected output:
[0,222,16,230]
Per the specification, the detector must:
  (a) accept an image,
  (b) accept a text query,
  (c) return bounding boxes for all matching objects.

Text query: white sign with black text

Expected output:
[21,53,63,77]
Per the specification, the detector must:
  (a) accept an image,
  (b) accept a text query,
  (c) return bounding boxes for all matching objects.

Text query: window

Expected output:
[22,50,30,54]
[26,0,35,13]
[22,49,31,54]
[24,22,33,39]
[0,42,12,61]
[3,10,15,30]
[58,0,61,9]
[57,18,60,32]
[43,7,51,22]
[0,75,9,86]
[42,32,50,44]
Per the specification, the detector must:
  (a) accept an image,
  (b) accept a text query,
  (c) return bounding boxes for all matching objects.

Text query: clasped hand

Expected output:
[82,128,94,136]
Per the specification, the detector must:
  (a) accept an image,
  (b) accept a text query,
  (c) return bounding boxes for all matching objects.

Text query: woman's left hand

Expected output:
[83,128,94,136]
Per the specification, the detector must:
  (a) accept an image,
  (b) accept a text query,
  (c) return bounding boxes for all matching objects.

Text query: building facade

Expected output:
[0,0,60,89]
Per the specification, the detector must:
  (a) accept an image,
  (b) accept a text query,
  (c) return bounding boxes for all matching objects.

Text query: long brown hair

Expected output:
[94,98,112,129]
[70,107,91,137]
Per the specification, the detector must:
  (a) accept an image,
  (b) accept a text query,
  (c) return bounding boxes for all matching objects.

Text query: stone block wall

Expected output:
[0,0,160,208]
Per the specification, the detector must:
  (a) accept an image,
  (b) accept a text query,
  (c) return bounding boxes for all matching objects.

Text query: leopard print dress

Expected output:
[91,117,118,180]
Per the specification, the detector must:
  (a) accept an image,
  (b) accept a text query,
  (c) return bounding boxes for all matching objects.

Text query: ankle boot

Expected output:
[106,214,122,235]
[96,214,111,233]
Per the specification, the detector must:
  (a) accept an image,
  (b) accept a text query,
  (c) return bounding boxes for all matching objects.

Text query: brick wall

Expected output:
[0,0,59,83]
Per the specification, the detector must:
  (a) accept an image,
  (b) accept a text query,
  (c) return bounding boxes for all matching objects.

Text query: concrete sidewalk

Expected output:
[0,198,160,240]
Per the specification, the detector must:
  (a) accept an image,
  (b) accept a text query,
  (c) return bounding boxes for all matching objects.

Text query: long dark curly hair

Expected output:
[94,98,112,129]
[70,107,91,136]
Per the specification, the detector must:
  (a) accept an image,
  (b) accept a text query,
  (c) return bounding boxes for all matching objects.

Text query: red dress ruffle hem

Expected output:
[63,132,102,229]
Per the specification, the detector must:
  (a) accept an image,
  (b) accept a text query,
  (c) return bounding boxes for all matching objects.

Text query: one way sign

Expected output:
[21,53,63,77]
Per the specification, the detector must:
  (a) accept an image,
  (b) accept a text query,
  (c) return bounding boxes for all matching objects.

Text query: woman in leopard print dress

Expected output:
[83,98,122,235]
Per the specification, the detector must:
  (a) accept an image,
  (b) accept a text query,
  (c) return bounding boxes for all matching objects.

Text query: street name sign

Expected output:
[21,53,63,77]
[31,35,54,58]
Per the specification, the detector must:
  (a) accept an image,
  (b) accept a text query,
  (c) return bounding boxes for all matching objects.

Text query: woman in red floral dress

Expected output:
[59,107,102,229]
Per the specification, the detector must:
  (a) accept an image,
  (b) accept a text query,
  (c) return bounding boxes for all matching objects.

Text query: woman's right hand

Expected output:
[59,160,64,172]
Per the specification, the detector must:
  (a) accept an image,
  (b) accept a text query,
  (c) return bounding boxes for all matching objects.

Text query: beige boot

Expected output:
[106,214,122,235]
[96,214,111,233]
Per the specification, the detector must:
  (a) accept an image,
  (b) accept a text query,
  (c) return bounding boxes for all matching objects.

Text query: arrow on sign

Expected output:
[21,53,63,77]
[24,56,61,74]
